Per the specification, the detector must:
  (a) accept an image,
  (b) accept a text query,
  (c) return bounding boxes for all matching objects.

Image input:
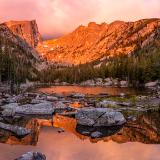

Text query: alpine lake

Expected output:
[0,86,160,160]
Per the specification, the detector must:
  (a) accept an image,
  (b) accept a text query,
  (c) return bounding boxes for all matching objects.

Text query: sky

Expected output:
[0,0,160,38]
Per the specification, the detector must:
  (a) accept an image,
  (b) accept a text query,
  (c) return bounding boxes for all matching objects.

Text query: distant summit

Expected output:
[37,18,160,64]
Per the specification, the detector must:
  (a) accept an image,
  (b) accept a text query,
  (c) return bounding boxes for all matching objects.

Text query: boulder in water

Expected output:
[75,108,126,127]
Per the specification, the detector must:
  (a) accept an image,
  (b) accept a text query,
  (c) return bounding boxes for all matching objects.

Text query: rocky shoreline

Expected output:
[0,78,157,93]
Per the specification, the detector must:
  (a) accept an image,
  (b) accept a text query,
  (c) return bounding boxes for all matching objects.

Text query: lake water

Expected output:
[0,86,159,160]
[36,85,142,96]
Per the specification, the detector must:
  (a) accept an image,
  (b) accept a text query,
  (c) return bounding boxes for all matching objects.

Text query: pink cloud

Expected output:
[0,0,159,38]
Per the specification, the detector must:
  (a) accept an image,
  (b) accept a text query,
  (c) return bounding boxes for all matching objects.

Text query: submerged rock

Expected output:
[16,102,54,115]
[1,98,69,115]
[0,122,31,137]
[1,102,54,115]
[16,152,46,160]
[75,108,126,127]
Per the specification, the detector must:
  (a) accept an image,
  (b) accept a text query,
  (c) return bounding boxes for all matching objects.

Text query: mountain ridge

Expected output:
[37,18,160,65]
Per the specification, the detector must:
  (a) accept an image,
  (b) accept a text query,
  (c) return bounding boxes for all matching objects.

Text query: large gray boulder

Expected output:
[0,122,31,137]
[16,152,46,160]
[1,100,68,115]
[1,102,54,115]
[75,108,126,127]
[15,102,54,115]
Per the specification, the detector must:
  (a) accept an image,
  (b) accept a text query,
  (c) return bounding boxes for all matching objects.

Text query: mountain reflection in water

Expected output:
[36,86,139,96]
[0,111,160,159]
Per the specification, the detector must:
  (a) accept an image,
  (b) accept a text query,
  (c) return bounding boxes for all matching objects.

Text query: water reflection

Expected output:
[76,124,122,139]
[53,112,160,144]
[0,111,160,159]
[36,86,139,96]
[0,111,159,146]
[0,118,40,146]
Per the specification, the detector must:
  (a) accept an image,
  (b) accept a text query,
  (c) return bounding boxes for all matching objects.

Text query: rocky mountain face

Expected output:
[5,20,42,47]
[1,18,160,70]
[1,23,40,56]
[0,23,40,61]
[0,23,40,81]
[37,18,160,65]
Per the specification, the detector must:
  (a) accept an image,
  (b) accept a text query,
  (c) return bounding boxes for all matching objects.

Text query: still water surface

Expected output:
[0,86,159,160]
[0,126,159,160]
[36,85,141,95]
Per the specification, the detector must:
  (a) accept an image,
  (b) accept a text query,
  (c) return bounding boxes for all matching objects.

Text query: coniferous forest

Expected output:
[0,37,38,92]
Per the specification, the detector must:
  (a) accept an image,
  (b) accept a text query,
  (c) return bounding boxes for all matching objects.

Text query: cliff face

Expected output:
[37,18,160,65]
[0,23,40,80]
[0,23,40,60]
[5,20,42,47]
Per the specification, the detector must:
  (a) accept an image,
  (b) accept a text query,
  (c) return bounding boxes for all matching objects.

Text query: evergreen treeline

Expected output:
[0,38,38,92]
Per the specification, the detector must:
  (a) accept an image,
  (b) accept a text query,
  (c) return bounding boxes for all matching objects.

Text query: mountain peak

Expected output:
[88,22,98,27]
[4,20,42,47]
[37,18,160,65]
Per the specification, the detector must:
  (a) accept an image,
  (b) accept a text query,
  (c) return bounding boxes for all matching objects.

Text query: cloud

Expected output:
[0,0,159,38]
